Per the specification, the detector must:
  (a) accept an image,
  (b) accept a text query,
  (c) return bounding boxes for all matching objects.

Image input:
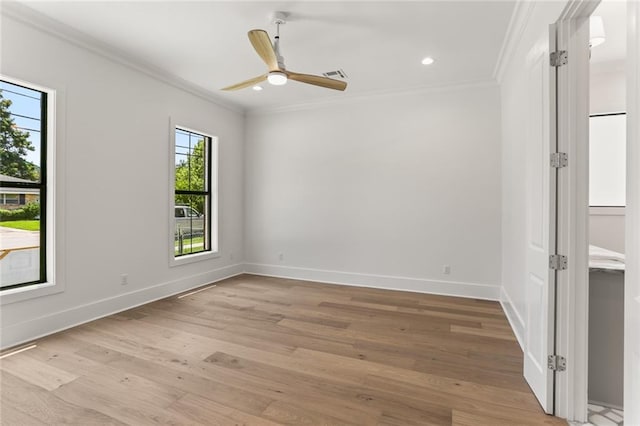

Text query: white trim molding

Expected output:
[554,0,601,422]
[494,1,536,83]
[625,2,640,424]
[499,286,525,350]
[244,263,500,301]
[589,206,626,216]
[0,263,244,350]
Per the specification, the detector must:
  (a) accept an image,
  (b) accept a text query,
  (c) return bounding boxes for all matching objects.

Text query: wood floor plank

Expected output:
[0,352,79,391]
[52,373,190,426]
[291,346,542,412]
[450,324,517,341]
[451,409,565,426]
[202,351,386,424]
[0,402,48,425]
[77,343,275,416]
[363,374,564,425]
[0,274,566,425]
[168,393,281,426]
[262,400,362,426]
[0,370,125,425]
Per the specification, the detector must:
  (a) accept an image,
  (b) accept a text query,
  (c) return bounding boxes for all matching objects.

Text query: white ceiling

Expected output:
[590,0,626,73]
[18,1,516,111]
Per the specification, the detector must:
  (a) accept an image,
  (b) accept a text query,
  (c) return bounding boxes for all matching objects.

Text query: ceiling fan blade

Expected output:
[286,72,347,91]
[248,30,279,71]
[221,74,267,91]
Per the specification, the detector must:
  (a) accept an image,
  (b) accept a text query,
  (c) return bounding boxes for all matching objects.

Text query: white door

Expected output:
[523,23,558,414]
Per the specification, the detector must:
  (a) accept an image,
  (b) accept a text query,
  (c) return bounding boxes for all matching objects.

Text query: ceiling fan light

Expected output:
[268,71,288,86]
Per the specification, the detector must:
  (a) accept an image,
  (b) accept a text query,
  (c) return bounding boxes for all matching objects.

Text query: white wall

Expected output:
[0,12,245,348]
[499,2,567,344]
[244,85,502,299]
[590,68,626,114]
[589,208,625,253]
[589,68,626,253]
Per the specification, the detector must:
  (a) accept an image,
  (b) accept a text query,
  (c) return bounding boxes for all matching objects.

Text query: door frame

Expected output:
[553,0,639,423]
[553,2,595,421]
[624,4,640,424]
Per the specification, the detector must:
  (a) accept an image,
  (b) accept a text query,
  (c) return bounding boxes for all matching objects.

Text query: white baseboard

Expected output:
[0,263,244,350]
[499,286,525,350]
[244,263,500,301]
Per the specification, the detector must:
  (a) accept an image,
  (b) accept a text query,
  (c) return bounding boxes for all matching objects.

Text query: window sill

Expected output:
[0,280,63,305]
[170,250,220,268]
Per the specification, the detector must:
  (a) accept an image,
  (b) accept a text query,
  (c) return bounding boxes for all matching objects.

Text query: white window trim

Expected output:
[168,119,219,267]
[589,206,626,216]
[0,75,64,305]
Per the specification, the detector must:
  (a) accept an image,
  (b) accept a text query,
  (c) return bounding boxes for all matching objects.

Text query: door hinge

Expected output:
[550,152,568,168]
[548,355,566,371]
[549,254,568,270]
[550,50,568,67]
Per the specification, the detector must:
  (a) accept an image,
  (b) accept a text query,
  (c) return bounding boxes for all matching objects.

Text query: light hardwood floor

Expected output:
[0,274,566,425]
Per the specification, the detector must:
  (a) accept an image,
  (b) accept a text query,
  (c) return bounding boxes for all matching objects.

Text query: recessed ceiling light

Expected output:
[421,57,435,65]
[252,85,263,91]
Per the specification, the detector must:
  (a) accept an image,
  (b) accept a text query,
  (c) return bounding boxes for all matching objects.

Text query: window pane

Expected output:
[175,131,207,193]
[174,195,208,257]
[0,79,47,290]
[0,81,43,182]
[174,151,190,191]
[173,128,212,259]
[589,114,626,206]
[3,194,19,205]
[188,138,206,192]
[0,190,42,288]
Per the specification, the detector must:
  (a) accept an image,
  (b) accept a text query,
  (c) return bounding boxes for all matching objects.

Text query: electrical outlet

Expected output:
[442,265,451,275]
[278,252,284,262]
[120,274,128,285]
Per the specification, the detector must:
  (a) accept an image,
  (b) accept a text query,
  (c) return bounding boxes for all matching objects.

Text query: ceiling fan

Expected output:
[221,13,347,92]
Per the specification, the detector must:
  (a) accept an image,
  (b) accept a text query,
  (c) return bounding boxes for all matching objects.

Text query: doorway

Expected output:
[586,3,627,423]
[553,1,639,424]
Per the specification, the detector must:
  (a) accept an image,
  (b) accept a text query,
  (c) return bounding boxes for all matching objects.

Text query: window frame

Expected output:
[169,121,219,267]
[0,75,60,304]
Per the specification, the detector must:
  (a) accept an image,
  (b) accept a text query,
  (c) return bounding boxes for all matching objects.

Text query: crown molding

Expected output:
[1,1,245,115]
[493,1,536,83]
[246,79,499,116]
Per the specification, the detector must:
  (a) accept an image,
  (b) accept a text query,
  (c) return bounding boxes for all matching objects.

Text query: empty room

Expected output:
[1,1,639,425]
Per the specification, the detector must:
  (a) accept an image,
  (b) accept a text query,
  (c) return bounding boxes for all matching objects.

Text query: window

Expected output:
[0,79,48,290]
[0,194,21,205]
[589,113,626,207]
[172,127,217,261]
